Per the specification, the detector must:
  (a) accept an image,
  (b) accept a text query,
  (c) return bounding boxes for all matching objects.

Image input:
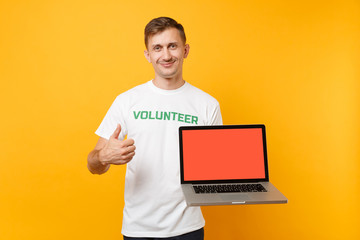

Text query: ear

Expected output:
[184,44,190,59]
[144,50,151,63]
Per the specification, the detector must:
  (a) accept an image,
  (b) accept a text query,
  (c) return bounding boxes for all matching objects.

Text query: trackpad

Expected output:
[220,194,250,202]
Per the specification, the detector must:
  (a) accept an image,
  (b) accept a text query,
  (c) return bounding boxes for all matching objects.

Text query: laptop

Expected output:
[179,124,288,206]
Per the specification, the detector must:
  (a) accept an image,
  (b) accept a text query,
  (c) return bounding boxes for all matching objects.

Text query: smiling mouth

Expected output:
[159,60,176,67]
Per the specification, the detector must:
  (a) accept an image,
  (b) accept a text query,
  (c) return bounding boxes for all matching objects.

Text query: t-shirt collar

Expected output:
[148,79,189,95]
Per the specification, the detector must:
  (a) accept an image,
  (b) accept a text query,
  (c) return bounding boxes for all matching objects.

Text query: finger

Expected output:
[123,151,135,160]
[112,152,135,165]
[121,151,136,163]
[121,145,136,155]
[111,124,121,140]
[122,138,135,147]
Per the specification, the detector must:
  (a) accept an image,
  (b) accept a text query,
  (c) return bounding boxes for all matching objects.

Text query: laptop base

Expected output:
[182,182,288,206]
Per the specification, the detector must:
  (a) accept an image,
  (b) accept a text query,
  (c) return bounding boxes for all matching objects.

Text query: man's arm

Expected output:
[87,137,111,174]
[87,124,136,175]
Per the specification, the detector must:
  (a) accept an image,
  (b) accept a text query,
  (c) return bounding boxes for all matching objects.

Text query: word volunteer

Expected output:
[133,110,199,125]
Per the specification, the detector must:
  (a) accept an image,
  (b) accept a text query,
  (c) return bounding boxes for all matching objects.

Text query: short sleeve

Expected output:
[95,96,127,140]
[209,103,223,125]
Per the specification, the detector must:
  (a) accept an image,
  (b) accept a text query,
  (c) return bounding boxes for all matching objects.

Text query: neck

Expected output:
[152,75,185,90]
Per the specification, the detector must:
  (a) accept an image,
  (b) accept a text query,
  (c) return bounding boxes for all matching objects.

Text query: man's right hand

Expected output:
[98,124,136,166]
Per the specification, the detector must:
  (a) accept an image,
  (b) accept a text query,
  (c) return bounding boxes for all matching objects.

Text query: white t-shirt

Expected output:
[95,80,222,237]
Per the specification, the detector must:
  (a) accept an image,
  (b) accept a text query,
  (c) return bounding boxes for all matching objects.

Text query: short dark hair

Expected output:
[144,17,186,49]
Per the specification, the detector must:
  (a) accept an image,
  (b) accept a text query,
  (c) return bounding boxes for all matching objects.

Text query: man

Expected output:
[87,17,222,239]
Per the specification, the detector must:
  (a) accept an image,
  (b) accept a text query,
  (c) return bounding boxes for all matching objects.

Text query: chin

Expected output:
[159,71,178,79]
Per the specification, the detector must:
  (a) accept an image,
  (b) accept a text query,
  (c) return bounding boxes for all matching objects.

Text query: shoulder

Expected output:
[112,81,150,103]
[185,82,220,106]
[117,81,149,98]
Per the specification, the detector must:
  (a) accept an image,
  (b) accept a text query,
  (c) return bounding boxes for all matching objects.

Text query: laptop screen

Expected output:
[179,125,269,183]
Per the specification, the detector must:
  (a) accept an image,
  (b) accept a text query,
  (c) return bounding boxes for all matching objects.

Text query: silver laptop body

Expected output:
[179,124,288,206]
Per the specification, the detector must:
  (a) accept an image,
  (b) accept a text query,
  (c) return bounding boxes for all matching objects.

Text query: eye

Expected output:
[153,45,161,51]
[170,44,177,49]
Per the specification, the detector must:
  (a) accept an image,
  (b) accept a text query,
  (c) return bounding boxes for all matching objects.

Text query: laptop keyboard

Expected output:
[193,184,267,194]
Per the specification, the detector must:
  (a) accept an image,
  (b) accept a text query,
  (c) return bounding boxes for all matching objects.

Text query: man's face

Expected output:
[144,28,189,80]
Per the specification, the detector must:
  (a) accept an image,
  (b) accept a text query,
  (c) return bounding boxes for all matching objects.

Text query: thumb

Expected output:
[111,124,121,140]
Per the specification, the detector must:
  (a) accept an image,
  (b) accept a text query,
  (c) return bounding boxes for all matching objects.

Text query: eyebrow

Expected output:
[151,42,179,48]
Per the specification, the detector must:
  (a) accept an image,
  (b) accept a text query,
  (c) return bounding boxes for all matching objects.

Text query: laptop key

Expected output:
[193,184,267,193]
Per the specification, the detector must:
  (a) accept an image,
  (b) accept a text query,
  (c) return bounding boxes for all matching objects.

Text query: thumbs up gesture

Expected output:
[99,124,136,165]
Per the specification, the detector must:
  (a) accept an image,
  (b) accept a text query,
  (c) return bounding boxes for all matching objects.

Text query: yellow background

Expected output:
[1,0,359,239]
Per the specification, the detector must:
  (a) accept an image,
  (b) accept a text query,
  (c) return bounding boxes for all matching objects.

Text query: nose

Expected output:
[162,48,171,61]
